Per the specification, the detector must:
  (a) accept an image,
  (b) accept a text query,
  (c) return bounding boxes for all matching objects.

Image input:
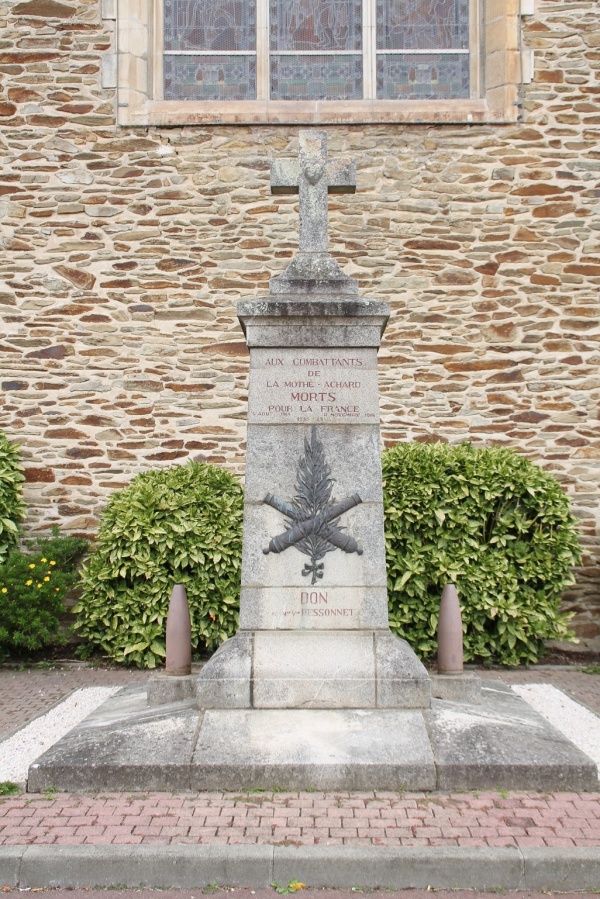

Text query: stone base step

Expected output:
[27,682,597,793]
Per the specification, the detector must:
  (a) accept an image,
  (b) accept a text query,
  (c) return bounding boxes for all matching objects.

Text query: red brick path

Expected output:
[1,790,599,848]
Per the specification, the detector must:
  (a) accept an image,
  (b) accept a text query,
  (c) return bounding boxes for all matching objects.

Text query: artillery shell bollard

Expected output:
[147,584,194,706]
[437,583,463,675]
[166,583,192,676]
[431,583,482,703]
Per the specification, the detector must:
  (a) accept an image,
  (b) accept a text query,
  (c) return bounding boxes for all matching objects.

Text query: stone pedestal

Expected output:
[195,297,431,712]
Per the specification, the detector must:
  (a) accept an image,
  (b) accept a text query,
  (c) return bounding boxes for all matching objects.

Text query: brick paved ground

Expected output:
[0,790,599,848]
[0,666,151,740]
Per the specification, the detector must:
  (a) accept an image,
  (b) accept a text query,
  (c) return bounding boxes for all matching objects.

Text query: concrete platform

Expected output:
[27,682,597,793]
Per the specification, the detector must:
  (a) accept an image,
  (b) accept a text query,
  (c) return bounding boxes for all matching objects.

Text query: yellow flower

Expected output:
[1,587,6,594]
[44,576,50,582]
[41,558,47,563]
[37,583,42,589]
[29,563,35,569]
[26,580,32,586]
[55,588,59,593]
[49,561,56,566]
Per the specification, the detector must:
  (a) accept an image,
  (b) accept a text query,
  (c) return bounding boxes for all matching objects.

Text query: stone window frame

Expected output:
[112,0,525,126]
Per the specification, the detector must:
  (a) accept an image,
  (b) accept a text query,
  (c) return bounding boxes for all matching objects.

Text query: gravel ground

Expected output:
[0,686,120,784]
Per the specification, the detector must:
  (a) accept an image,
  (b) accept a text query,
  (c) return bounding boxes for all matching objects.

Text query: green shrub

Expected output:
[383,442,582,666]
[0,532,88,660]
[74,462,244,668]
[0,431,25,565]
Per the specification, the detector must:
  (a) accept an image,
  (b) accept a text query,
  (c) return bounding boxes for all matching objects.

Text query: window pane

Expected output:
[376,0,469,51]
[271,54,362,99]
[164,55,256,100]
[270,0,362,51]
[164,0,256,52]
[377,53,469,98]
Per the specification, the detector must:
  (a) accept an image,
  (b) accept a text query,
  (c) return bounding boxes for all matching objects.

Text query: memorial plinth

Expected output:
[195,133,430,713]
[27,132,598,794]
[195,299,430,711]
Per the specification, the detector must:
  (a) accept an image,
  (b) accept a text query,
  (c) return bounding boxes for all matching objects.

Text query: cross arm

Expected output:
[270,159,300,195]
[326,158,356,194]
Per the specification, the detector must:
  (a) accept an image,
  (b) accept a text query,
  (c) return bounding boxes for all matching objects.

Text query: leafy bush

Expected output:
[0,431,25,565]
[383,442,582,666]
[74,462,244,668]
[0,532,88,660]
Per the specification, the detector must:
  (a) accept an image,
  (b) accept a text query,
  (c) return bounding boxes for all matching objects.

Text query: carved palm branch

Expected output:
[262,427,363,584]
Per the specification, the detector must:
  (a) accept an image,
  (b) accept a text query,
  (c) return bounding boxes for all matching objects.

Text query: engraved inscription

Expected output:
[282,591,356,619]
[283,607,355,619]
[249,348,378,423]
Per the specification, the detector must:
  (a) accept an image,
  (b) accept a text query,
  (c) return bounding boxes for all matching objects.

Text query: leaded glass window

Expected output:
[163,0,257,100]
[162,0,471,102]
[376,0,470,99]
[270,0,363,100]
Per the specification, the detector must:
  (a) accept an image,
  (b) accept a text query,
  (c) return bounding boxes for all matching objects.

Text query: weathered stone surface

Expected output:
[428,682,598,791]
[253,631,377,709]
[52,265,96,290]
[27,683,596,793]
[147,674,195,706]
[24,467,55,483]
[247,347,380,425]
[14,0,75,16]
[430,673,482,703]
[244,424,384,504]
[239,585,389,631]
[26,345,71,360]
[190,708,437,791]
[375,634,431,708]
[28,685,201,792]
[196,633,252,709]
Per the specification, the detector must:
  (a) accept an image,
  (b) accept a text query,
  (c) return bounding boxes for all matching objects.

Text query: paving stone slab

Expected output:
[0,847,24,887]
[14,845,599,891]
[428,682,598,791]
[28,685,200,792]
[190,708,437,791]
[26,682,597,793]
[19,844,274,889]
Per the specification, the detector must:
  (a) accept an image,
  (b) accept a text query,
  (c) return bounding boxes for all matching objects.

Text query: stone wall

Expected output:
[0,0,598,645]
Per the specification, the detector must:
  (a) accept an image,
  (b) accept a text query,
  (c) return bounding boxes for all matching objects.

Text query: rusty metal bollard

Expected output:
[165,584,192,676]
[437,583,464,675]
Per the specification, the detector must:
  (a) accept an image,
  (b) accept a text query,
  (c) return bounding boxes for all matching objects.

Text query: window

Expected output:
[116,0,523,125]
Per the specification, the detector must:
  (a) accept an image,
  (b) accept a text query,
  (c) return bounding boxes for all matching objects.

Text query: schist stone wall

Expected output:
[0,0,599,645]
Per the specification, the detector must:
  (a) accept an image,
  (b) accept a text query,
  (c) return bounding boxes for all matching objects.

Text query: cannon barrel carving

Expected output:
[262,428,364,583]
[263,493,362,555]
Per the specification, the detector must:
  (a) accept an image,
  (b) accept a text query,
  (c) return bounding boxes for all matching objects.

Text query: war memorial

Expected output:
[28,133,596,794]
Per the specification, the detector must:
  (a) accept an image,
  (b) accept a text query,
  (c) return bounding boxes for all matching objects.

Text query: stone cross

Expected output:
[270,131,356,255]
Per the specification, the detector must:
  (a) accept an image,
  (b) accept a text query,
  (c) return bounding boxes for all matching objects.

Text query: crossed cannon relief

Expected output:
[262,426,363,584]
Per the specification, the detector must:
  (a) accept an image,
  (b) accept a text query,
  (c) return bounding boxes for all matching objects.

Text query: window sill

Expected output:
[117,98,516,127]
